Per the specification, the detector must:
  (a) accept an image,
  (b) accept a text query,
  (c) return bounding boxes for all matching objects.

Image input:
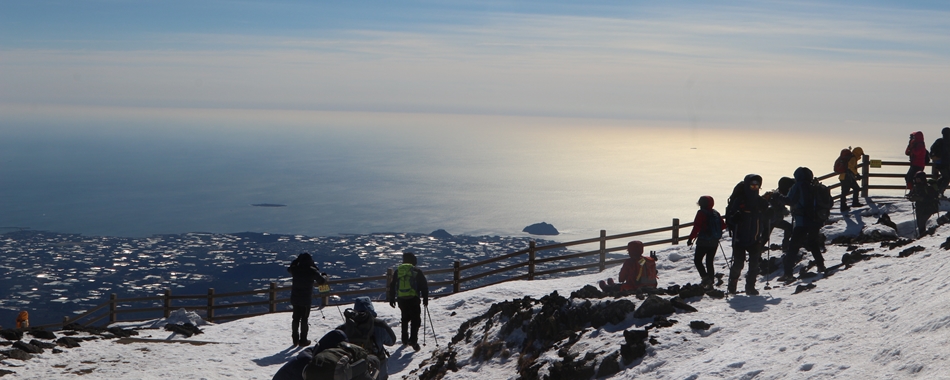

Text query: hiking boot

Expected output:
[298,339,311,347]
[851,202,863,207]
[745,287,759,296]
[777,274,796,283]
[411,343,421,351]
[727,278,738,294]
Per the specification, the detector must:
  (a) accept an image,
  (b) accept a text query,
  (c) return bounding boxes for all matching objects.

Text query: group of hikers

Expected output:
[597,128,949,297]
[276,251,429,380]
[274,130,949,379]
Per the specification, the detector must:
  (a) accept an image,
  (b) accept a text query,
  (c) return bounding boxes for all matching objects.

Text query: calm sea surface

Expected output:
[0,107,917,242]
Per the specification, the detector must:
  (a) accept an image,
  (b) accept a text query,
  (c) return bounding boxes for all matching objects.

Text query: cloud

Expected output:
[2,2,950,124]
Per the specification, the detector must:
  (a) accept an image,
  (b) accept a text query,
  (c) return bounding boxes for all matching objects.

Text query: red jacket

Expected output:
[906,131,927,167]
[618,256,658,291]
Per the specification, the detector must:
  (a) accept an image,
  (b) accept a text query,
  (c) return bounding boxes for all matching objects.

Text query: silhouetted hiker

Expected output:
[930,127,950,196]
[337,297,396,380]
[909,171,940,238]
[388,252,428,351]
[724,174,769,295]
[906,131,928,189]
[777,167,828,283]
[838,147,864,211]
[687,196,725,289]
[288,252,328,347]
[598,240,658,293]
[766,177,795,249]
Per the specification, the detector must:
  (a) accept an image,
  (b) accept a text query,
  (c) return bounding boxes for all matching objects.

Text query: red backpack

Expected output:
[833,149,851,174]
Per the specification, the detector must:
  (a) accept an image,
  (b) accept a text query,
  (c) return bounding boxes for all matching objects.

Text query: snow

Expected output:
[4,196,950,379]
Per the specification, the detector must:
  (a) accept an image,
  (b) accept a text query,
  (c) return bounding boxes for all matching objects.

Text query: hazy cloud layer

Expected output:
[2,1,949,125]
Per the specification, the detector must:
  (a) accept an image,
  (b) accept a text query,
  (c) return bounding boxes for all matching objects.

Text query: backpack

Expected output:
[340,309,379,356]
[806,180,833,224]
[833,150,851,174]
[304,342,377,380]
[396,263,418,299]
[724,182,745,233]
[696,209,723,245]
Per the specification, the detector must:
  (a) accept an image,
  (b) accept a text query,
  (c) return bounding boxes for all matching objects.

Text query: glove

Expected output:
[389,301,396,308]
[687,238,694,247]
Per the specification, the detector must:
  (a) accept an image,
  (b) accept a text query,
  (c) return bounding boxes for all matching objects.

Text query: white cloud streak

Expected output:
[2,2,949,125]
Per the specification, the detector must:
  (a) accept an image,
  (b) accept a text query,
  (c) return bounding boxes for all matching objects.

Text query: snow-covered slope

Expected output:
[3,196,950,379]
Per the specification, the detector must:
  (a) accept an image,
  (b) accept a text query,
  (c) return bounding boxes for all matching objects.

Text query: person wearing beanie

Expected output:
[687,196,725,289]
[838,147,865,211]
[930,127,950,196]
[724,174,770,295]
[388,251,428,351]
[777,167,828,283]
[337,297,396,380]
[287,252,328,347]
[598,240,658,293]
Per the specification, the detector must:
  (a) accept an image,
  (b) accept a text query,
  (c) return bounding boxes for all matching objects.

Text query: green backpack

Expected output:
[396,263,418,299]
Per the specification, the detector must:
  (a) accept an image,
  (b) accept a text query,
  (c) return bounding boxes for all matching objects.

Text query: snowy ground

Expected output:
[4,195,950,379]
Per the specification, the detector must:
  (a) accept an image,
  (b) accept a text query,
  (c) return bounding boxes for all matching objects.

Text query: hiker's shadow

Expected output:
[386,345,416,374]
[253,345,304,367]
[726,295,781,313]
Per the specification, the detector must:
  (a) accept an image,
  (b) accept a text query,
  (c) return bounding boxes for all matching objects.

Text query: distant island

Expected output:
[251,204,287,207]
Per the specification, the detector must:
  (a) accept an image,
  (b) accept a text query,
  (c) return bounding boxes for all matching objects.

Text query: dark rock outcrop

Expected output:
[633,295,675,319]
[522,222,559,236]
[28,329,56,340]
[56,337,81,348]
[0,329,23,341]
[164,323,202,337]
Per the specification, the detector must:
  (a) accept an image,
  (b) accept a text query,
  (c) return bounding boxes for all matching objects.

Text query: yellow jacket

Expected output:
[840,147,864,181]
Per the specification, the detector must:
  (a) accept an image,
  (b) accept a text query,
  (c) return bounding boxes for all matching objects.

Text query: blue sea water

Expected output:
[0,108,913,242]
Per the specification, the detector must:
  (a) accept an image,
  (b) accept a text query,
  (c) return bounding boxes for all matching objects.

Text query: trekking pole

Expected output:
[764,237,772,290]
[425,305,439,347]
[422,303,428,347]
[718,242,732,268]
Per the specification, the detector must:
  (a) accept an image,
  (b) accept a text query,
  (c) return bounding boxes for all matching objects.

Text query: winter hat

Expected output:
[697,196,714,209]
[943,127,950,139]
[353,296,377,317]
[743,174,763,187]
[314,330,347,354]
[793,167,814,184]
[778,177,795,195]
[403,252,417,265]
[626,241,644,258]
[297,252,315,266]
[915,171,928,183]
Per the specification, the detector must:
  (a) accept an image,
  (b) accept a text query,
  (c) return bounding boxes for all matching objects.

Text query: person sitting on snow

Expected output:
[598,240,657,293]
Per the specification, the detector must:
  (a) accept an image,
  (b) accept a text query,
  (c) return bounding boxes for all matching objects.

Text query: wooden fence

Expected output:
[32,154,918,330]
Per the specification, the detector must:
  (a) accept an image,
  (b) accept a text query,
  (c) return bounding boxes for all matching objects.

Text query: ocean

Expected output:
[0,106,917,242]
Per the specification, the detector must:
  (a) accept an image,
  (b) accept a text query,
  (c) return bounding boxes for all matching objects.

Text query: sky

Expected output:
[2,1,949,129]
[4,194,950,379]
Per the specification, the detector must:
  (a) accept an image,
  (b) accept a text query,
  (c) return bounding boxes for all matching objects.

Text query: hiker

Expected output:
[930,127,950,196]
[388,252,429,351]
[766,177,795,249]
[686,196,725,289]
[724,174,770,295]
[336,297,396,380]
[777,167,828,282]
[597,240,658,293]
[908,171,940,238]
[906,131,928,189]
[273,329,381,380]
[838,147,865,211]
[287,252,328,347]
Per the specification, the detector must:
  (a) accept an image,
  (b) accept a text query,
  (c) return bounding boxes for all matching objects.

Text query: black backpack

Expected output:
[697,209,723,245]
[340,309,379,356]
[806,180,833,224]
[305,342,378,380]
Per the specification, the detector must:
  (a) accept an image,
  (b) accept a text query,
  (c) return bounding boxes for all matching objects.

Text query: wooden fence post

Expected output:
[599,230,606,272]
[862,154,870,197]
[672,218,680,244]
[109,293,117,324]
[163,289,171,318]
[207,288,215,322]
[528,241,536,281]
[453,261,461,293]
[269,282,277,313]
